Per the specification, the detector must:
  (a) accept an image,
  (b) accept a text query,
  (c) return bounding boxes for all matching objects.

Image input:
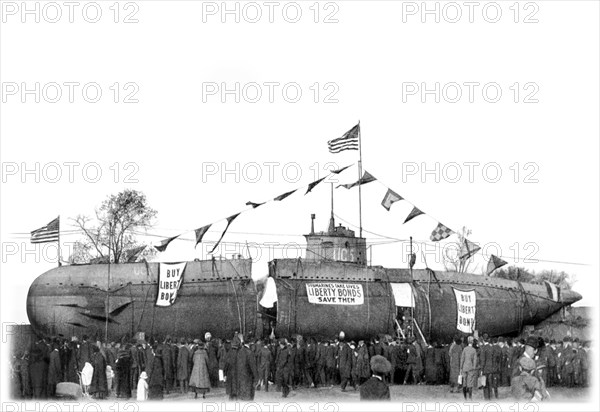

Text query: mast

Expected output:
[57,215,62,267]
[358,121,363,238]
[328,182,335,233]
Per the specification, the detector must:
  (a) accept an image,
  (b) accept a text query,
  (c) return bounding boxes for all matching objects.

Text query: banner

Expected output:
[156,262,187,307]
[544,281,560,302]
[306,282,364,305]
[259,277,278,308]
[453,288,476,333]
[390,283,414,307]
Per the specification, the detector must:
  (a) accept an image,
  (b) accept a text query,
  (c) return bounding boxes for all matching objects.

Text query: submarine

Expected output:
[26,211,581,343]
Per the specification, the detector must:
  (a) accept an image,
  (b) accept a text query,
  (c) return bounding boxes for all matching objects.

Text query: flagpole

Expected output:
[106,226,111,343]
[57,215,62,267]
[358,121,363,239]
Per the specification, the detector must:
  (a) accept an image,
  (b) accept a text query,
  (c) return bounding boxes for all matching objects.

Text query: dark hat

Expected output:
[198,342,206,349]
[550,339,556,344]
[519,357,536,371]
[232,336,241,349]
[525,336,539,349]
[370,355,392,374]
[563,336,572,342]
[573,337,580,343]
[498,337,505,343]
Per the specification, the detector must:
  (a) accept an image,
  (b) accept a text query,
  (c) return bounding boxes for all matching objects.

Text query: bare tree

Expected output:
[71,189,157,263]
[443,226,476,273]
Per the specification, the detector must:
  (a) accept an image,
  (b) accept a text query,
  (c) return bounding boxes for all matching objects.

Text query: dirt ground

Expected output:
[142,383,591,404]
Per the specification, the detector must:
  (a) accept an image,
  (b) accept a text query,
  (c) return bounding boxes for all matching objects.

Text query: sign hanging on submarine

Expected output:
[453,288,476,333]
[156,262,187,307]
[306,282,364,305]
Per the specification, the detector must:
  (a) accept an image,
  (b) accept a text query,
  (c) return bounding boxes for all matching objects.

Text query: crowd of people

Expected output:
[9,330,591,402]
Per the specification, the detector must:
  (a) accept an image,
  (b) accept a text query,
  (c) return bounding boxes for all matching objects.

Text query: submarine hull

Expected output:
[26,258,581,342]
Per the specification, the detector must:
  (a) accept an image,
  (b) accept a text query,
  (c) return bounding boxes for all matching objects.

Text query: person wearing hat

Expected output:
[275,338,291,396]
[448,337,463,393]
[459,336,478,400]
[205,332,220,388]
[338,333,354,392]
[189,342,210,398]
[147,345,164,400]
[359,355,391,400]
[177,337,191,394]
[546,339,558,387]
[511,356,548,401]
[223,335,258,400]
[356,340,371,386]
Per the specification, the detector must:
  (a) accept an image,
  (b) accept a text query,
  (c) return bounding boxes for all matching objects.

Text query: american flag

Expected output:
[328,123,360,153]
[30,217,59,244]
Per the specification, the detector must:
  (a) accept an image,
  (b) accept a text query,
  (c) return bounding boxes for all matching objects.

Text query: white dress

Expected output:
[136,378,148,401]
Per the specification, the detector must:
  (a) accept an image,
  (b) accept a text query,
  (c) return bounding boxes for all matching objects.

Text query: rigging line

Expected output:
[336,213,591,268]
[333,213,402,241]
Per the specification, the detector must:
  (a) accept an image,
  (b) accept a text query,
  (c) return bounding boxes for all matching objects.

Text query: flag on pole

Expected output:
[381,189,403,211]
[155,235,179,252]
[486,254,508,276]
[328,124,360,153]
[194,224,212,248]
[30,217,59,244]
[430,223,454,242]
[209,214,240,254]
[459,238,481,261]
[403,207,424,224]
[337,171,376,189]
[305,177,326,195]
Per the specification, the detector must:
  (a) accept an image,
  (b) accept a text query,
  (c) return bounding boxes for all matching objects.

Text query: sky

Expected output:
[1,0,599,409]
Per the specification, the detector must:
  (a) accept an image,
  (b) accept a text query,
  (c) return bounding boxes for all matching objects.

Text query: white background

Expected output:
[1,1,598,410]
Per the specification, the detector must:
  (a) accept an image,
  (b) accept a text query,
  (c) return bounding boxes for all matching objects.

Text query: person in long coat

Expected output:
[224,336,258,400]
[19,351,32,399]
[147,346,164,400]
[424,344,437,384]
[275,339,291,396]
[189,342,211,398]
[448,337,463,392]
[205,333,220,388]
[177,338,190,393]
[29,349,48,399]
[355,340,371,385]
[47,344,62,397]
[160,339,174,394]
[257,340,272,391]
[89,345,108,399]
[460,336,478,400]
[338,340,353,391]
[115,346,132,399]
[65,341,79,384]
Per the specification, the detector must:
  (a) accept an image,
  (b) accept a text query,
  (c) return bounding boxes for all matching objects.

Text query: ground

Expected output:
[120,384,591,404]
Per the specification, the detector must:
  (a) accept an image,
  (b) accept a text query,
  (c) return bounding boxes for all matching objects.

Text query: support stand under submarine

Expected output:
[27,212,581,343]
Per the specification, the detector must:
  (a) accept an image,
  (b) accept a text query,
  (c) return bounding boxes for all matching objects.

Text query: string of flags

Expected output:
[151,164,353,254]
[327,122,489,269]
[151,122,503,272]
